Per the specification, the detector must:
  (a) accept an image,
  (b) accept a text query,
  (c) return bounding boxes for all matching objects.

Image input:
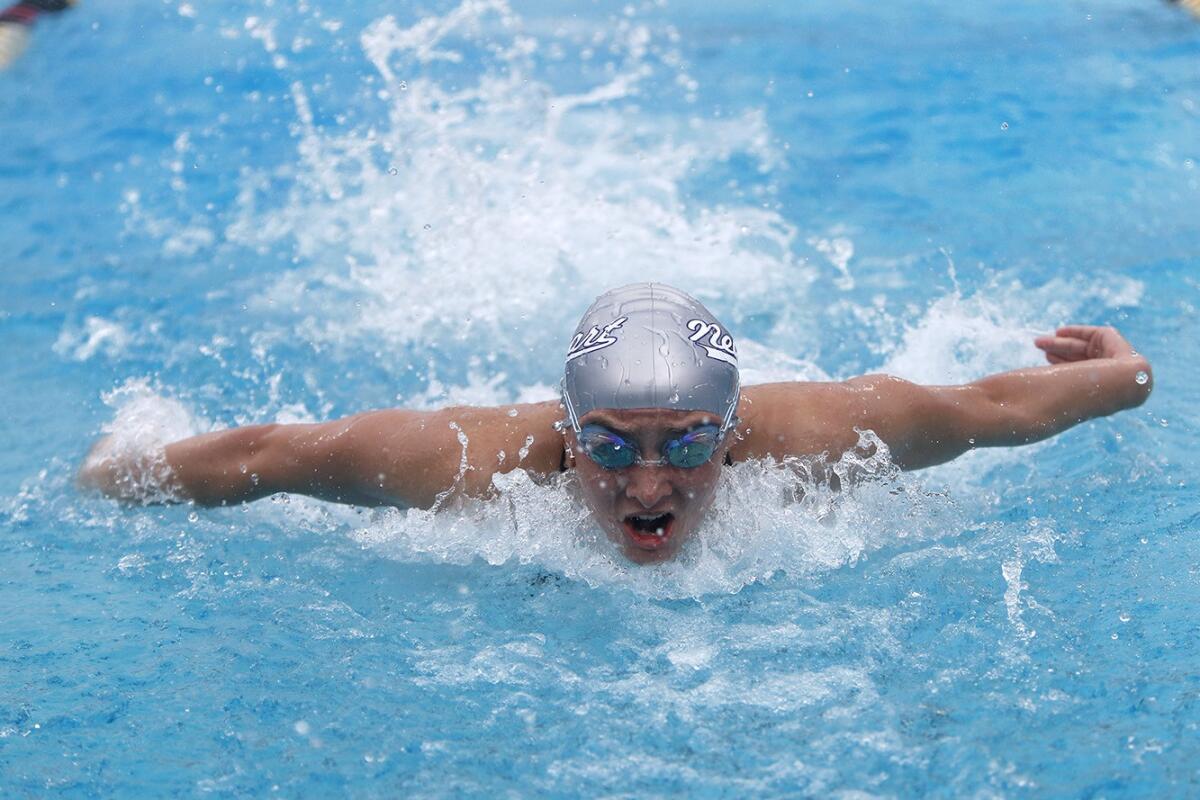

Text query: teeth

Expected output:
[627,514,669,537]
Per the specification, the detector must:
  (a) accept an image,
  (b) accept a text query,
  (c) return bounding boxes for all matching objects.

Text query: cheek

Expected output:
[577,464,618,504]
[678,468,720,505]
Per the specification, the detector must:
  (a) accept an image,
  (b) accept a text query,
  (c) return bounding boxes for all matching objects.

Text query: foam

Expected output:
[348,430,968,599]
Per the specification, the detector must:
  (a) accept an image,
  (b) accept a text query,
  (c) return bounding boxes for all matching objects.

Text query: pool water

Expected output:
[2,0,1198,796]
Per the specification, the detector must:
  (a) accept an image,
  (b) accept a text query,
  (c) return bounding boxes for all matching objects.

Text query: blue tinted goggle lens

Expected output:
[578,424,721,470]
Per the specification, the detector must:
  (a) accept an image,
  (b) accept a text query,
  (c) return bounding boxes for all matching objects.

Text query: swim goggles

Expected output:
[577,423,726,470]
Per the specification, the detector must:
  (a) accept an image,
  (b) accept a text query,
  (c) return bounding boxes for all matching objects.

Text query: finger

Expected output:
[1054,325,1102,339]
[1045,353,1067,365]
[1035,336,1090,360]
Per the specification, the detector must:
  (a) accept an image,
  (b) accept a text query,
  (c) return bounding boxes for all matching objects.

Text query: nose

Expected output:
[624,466,672,508]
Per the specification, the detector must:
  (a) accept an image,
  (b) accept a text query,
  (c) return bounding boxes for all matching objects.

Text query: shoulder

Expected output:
[432,399,566,476]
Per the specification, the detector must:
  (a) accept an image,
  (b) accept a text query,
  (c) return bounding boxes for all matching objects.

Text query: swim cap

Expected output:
[562,283,740,432]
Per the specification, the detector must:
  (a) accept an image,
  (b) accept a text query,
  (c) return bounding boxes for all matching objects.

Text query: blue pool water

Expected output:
[2,0,1199,795]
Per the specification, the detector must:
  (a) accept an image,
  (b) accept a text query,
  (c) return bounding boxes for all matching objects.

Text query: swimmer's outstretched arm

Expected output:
[78,401,565,508]
[735,325,1153,470]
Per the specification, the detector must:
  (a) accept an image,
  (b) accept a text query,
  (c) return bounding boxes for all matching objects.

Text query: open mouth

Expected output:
[621,512,676,549]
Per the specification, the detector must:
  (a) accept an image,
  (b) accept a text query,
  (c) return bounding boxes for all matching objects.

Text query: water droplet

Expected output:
[967,437,976,446]
[507,408,519,417]
[1000,121,1009,130]
[1134,370,1149,385]
[250,473,260,486]
[239,464,248,474]
[1119,612,1131,622]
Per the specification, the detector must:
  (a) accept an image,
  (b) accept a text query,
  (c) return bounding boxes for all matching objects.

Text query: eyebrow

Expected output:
[584,416,715,437]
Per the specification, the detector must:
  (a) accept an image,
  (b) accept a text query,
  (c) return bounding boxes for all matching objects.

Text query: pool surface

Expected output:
[2,0,1199,796]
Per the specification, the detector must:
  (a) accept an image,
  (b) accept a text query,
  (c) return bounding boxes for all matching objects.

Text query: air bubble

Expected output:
[398,81,408,91]
[388,167,398,175]
[507,408,519,417]
[1134,370,1149,385]
[187,511,199,523]
[1000,122,1009,130]
[1118,612,1131,622]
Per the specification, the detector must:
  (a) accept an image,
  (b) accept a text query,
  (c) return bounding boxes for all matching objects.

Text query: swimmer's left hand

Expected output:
[1033,325,1142,365]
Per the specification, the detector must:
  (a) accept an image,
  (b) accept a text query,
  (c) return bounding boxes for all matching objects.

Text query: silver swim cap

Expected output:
[562,283,740,432]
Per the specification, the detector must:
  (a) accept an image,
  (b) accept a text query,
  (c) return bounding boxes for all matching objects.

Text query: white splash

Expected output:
[226,0,807,383]
[882,274,1144,385]
[80,379,209,503]
[54,316,132,362]
[349,430,962,599]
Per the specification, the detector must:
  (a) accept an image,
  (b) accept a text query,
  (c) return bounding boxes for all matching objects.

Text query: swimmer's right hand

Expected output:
[77,434,184,504]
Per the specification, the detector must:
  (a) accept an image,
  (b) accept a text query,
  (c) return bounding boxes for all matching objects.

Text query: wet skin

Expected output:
[568,408,733,564]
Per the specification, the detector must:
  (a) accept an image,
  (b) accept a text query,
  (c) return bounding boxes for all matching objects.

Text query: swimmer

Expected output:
[0,0,75,70]
[79,283,1154,563]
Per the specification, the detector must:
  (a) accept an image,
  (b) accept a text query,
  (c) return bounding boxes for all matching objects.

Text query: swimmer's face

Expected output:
[568,408,731,564]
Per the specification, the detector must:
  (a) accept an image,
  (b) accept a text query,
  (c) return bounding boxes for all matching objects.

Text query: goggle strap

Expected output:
[562,383,582,433]
[720,380,740,433]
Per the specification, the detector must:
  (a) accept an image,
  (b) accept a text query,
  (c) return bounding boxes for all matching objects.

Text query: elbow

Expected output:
[233,423,288,496]
[1129,357,1153,408]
